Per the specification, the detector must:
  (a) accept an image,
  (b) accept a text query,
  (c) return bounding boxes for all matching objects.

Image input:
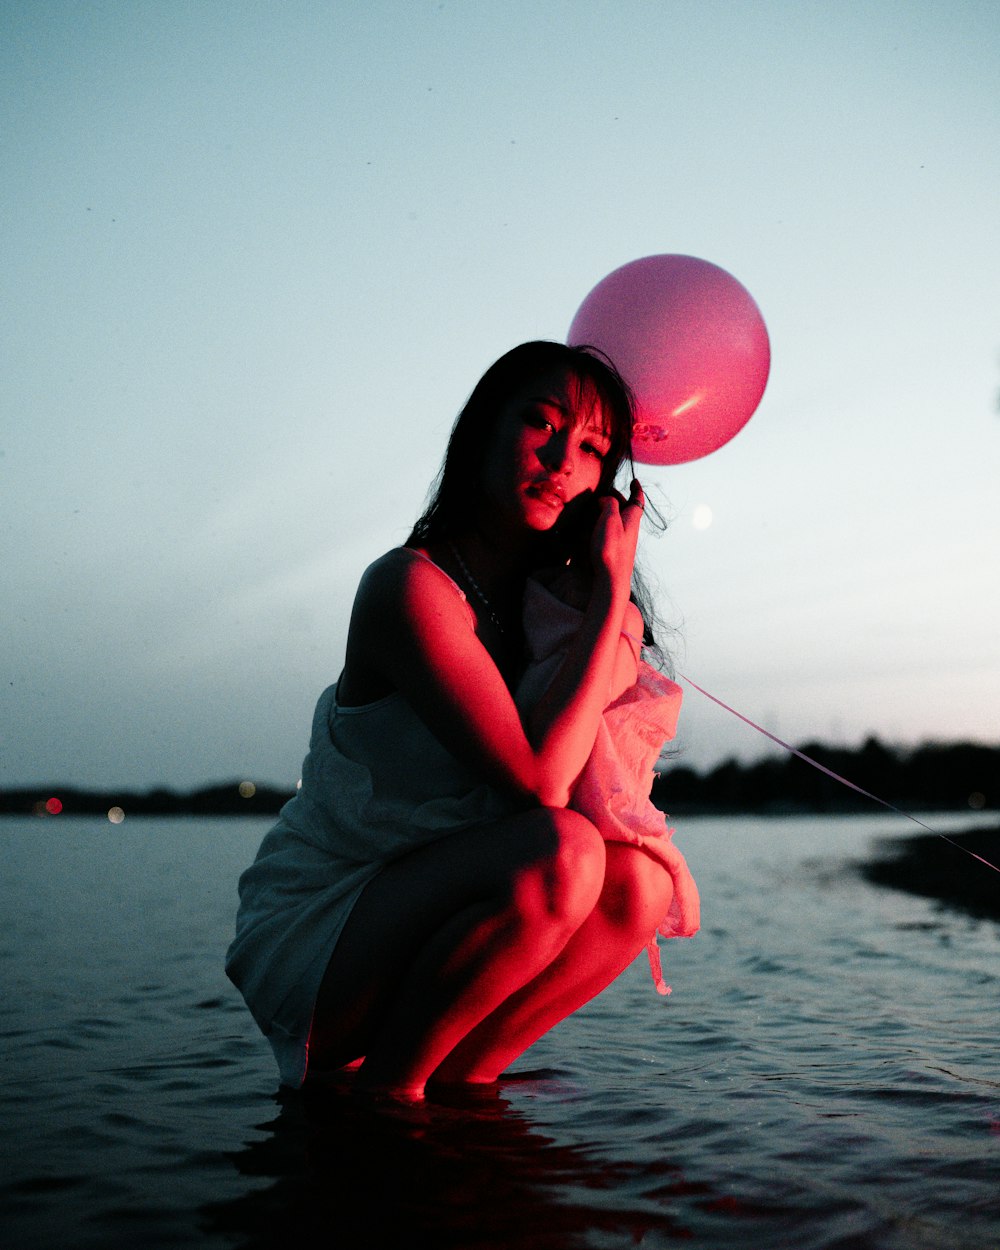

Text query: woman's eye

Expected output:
[581,440,606,460]
[523,408,554,431]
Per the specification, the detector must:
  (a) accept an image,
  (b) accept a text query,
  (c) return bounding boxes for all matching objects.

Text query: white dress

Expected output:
[226,560,697,1086]
[225,680,519,1086]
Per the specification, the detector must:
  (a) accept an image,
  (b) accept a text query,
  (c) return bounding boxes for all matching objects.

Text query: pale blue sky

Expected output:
[3,0,999,790]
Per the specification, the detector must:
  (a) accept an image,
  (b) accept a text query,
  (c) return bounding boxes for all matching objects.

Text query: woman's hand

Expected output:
[590,478,644,600]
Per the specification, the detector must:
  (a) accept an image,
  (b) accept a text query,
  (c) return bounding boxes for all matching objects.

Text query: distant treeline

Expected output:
[653,737,997,814]
[0,781,295,818]
[3,736,997,818]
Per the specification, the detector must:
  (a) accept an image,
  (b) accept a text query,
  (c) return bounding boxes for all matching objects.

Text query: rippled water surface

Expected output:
[2,813,998,1248]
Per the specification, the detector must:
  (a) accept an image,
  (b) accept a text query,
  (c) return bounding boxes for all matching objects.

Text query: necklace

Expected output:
[449,542,506,634]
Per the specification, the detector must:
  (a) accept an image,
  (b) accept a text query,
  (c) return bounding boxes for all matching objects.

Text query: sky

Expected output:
[3,0,999,793]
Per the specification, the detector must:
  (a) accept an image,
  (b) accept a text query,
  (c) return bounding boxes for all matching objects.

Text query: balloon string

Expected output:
[678,673,1000,875]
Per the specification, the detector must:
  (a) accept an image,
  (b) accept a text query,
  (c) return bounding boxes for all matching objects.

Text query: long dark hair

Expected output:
[408,340,665,651]
[409,341,635,541]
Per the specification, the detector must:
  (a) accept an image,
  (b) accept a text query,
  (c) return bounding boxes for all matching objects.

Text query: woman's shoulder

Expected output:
[342,547,476,704]
[358,546,412,590]
[356,546,469,616]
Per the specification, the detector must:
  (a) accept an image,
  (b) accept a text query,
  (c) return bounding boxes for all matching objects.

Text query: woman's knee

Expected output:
[509,807,606,932]
[596,844,674,940]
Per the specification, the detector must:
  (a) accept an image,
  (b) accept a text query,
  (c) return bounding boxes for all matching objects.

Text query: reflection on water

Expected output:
[203,1074,717,1248]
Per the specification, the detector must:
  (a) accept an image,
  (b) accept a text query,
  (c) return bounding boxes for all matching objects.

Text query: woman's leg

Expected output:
[307,806,606,1097]
[431,842,674,1085]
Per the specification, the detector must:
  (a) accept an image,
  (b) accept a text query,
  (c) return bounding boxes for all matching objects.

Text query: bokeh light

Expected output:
[692,504,714,531]
[107,806,125,824]
[45,797,63,815]
[238,781,256,799]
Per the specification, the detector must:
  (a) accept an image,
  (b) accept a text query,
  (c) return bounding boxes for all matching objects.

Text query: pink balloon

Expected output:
[568,254,770,465]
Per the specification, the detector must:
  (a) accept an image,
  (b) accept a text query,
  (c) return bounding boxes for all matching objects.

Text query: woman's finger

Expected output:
[620,479,645,535]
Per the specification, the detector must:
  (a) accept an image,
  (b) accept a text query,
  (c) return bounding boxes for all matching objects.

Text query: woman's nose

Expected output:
[540,432,572,473]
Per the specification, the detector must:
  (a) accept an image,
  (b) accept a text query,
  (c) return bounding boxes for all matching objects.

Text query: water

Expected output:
[2,812,998,1248]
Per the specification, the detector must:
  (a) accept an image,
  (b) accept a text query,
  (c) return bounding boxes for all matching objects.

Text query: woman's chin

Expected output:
[523,505,564,533]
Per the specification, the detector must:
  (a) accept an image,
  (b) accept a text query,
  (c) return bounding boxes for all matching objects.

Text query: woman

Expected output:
[226,341,697,1098]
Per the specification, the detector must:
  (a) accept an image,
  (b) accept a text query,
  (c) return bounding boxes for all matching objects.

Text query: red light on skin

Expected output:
[45,797,63,815]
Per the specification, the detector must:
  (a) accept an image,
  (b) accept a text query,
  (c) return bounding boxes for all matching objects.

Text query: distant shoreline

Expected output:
[0,781,295,819]
[859,827,1000,921]
[2,734,996,820]
[652,736,996,818]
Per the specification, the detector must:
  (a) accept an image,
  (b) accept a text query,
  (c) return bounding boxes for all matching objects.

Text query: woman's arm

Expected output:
[345,486,644,808]
[522,486,643,800]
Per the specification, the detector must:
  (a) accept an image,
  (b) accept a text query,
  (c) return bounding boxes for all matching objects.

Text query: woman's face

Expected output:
[478,368,613,536]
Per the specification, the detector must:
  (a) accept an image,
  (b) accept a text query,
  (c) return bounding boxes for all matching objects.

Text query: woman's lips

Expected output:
[526,480,565,508]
